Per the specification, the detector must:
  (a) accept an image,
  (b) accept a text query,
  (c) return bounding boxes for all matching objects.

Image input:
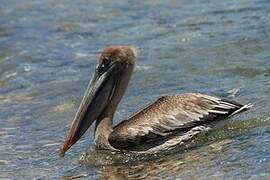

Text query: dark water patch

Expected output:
[0,48,11,64]
[0,27,14,37]
[209,6,262,15]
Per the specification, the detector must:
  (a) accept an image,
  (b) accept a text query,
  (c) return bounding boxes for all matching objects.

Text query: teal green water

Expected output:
[0,0,269,179]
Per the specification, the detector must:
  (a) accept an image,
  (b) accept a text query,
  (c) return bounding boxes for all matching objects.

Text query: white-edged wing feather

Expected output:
[109,93,250,149]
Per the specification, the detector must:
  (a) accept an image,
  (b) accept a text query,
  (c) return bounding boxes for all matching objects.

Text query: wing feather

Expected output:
[109,93,250,150]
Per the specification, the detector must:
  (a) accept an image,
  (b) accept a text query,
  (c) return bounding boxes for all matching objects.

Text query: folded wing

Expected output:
[109,93,250,150]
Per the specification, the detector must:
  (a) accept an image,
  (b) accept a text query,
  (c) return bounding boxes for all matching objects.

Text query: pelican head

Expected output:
[60,46,137,156]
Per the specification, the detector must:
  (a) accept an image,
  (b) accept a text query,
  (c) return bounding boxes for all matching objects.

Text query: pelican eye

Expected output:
[97,58,113,73]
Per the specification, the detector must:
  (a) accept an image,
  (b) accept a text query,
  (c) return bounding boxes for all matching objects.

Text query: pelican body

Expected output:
[60,46,251,157]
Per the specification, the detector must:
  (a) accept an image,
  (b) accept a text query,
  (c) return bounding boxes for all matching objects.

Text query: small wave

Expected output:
[135,65,151,71]
[5,72,17,78]
[74,52,96,60]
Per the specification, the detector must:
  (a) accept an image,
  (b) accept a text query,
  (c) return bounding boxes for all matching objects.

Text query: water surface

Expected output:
[0,0,270,179]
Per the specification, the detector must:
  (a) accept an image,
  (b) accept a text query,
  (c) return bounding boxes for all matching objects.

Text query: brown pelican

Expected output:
[59,46,251,157]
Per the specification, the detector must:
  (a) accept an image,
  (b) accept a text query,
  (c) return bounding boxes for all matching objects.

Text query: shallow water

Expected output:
[0,0,270,179]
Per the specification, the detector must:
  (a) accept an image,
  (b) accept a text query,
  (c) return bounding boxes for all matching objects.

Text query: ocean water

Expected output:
[0,0,269,179]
